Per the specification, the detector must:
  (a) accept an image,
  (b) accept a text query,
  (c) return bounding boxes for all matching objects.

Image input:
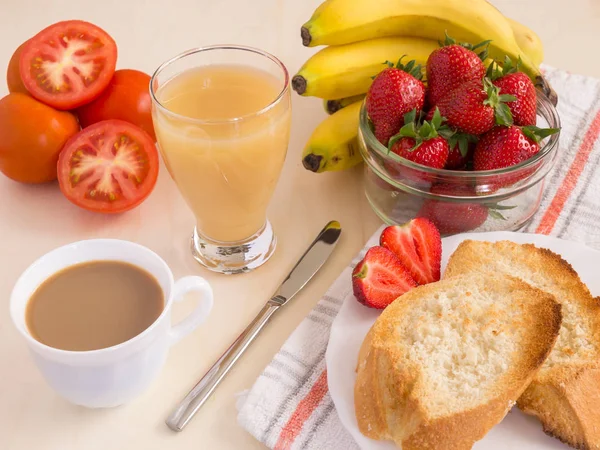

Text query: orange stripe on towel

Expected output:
[274,369,329,450]
[536,108,600,234]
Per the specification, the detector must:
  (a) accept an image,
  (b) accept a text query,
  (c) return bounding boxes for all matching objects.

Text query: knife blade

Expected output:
[166,220,342,431]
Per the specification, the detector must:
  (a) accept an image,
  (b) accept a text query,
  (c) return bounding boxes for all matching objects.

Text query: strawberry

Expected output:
[435,78,516,135]
[417,184,489,234]
[489,57,537,126]
[473,125,559,171]
[380,218,442,285]
[366,58,426,146]
[426,35,489,107]
[352,246,417,309]
[445,133,477,170]
[388,108,449,169]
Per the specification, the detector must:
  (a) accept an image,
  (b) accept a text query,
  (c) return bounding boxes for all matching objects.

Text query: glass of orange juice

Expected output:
[150,46,291,274]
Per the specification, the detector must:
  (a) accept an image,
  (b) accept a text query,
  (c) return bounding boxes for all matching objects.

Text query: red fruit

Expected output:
[366,59,426,146]
[391,137,449,169]
[493,72,537,126]
[388,107,450,169]
[445,134,477,170]
[445,143,473,169]
[426,41,487,107]
[417,184,489,234]
[380,218,442,285]
[435,78,515,135]
[474,126,539,171]
[352,246,417,309]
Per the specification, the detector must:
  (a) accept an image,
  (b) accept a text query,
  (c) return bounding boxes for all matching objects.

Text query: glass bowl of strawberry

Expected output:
[359,47,560,235]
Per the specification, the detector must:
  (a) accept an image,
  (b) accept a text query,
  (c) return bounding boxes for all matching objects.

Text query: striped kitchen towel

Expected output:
[237,65,600,449]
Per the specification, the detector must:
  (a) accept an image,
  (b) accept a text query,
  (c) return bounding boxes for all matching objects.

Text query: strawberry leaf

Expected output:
[440,31,456,47]
[521,125,560,143]
[388,122,417,150]
[483,78,515,126]
[419,121,437,139]
[484,202,518,210]
[430,107,444,129]
[495,103,514,126]
[395,56,423,80]
[489,210,508,220]
[447,132,477,157]
[439,32,491,60]
[499,94,517,103]
[403,108,418,126]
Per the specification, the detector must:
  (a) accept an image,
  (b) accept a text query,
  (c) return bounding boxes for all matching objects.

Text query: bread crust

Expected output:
[354,273,562,449]
[445,240,600,450]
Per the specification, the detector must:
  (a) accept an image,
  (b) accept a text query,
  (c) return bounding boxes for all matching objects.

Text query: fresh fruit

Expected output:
[435,78,516,135]
[507,17,544,67]
[76,69,155,140]
[388,109,449,169]
[292,37,436,100]
[444,133,477,170]
[366,59,425,146]
[6,42,29,95]
[19,20,118,110]
[302,101,363,172]
[0,93,79,184]
[379,218,441,285]
[417,184,489,234]
[474,125,559,171]
[426,36,488,107]
[490,58,537,126]
[323,94,365,115]
[352,246,417,309]
[300,0,541,79]
[57,120,159,213]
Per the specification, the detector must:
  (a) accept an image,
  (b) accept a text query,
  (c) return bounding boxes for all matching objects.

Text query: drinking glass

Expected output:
[150,46,291,274]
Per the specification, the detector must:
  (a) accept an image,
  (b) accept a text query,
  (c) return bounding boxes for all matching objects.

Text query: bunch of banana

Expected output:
[298,0,546,173]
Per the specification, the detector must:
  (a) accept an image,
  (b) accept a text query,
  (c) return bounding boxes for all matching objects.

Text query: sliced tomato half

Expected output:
[58,120,159,214]
[19,20,117,110]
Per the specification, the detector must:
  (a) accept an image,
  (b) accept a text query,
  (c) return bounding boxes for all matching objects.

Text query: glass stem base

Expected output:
[191,221,276,275]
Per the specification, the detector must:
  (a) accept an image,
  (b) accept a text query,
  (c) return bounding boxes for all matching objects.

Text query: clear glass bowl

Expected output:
[358,94,561,234]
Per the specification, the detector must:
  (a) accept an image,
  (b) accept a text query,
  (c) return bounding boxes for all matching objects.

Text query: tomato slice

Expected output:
[57,120,159,214]
[19,20,117,110]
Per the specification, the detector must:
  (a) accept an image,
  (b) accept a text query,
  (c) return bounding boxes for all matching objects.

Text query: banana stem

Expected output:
[535,76,558,106]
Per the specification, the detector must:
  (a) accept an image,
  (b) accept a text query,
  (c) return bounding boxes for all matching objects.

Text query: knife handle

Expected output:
[166,301,280,431]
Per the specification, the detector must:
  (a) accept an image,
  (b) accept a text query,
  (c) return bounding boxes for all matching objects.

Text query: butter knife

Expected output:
[166,220,342,431]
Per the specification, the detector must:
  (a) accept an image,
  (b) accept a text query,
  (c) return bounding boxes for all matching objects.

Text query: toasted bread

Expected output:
[355,272,562,450]
[445,240,600,450]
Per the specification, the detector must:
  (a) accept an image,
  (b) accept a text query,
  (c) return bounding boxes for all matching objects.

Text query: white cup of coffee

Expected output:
[10,239,214,408]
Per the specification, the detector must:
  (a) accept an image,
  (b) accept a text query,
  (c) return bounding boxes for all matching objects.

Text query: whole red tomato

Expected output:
[6,42,29,95]
[77,69,155,140]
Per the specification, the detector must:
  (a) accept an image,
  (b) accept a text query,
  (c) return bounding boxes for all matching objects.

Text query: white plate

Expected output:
[326,231,600,450]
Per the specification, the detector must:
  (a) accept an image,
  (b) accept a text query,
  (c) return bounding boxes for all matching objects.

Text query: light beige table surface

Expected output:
[1,1,599,449]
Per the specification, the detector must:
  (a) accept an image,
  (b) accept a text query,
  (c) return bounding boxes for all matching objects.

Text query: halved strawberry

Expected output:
[352,246,417,309]
[380,218,442,285]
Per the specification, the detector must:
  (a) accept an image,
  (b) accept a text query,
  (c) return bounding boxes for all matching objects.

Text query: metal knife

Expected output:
[166,220,342,432]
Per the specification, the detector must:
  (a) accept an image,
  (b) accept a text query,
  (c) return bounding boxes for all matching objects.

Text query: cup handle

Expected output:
[168,276,214,345]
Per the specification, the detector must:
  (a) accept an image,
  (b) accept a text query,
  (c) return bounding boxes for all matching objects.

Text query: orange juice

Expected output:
[153,65,291,242]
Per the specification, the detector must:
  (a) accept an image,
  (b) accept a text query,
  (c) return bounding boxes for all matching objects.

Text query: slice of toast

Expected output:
[355,272,562,450]
[445,240,600,450]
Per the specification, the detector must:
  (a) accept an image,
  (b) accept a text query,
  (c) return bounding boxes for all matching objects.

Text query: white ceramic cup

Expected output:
[10,239,213,408]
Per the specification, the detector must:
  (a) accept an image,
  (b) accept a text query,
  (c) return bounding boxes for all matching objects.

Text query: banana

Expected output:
[301,0,540,79]
[292,37,437,99]
[302,101,362,173]
[507,17,544,67]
